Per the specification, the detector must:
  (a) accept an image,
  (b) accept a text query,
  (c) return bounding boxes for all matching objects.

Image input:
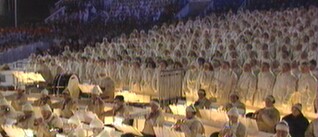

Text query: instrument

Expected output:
[52,74,79,95]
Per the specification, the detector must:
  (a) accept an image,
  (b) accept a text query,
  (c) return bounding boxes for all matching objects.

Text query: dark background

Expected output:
[0,0,57,27]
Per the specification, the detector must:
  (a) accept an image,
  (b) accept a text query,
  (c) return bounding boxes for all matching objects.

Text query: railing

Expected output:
[54,0,64,7]
[45,6,66,23]
[0,42,51,65]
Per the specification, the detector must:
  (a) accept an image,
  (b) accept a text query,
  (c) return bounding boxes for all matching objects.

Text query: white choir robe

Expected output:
[51,65,65,78]
[297,73,317,112]
[198,70,216,98]
[308,50,318,62]
[128,67,142,94]
[254,71,275,107]
[85,61,96,82]
[272,72,297,109]
[236,72,257,106]
[215,69,238,104]
[106,64,118,82]
[183,69,200,103]
[78,62,87,82]
[117,66,130,91]
[26,60,38,72]
[37,64,54,84]
[152,68,161,94]
[141,68,156,96]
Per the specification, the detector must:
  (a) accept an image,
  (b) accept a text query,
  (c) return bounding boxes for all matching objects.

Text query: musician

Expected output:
[66,115,86,137]
[173,105,205,137]
[0,97,17,124]
[33,116,58,137]
[219,107,247,137]
[89,116,105,136]
[272,121,291,137]
[103,95,133,125]
[142,99,164,137]
[41,104,63,130]
[0,97,17,136]
[194,89,211,109]
[16,103,36,129]
[11,87,28,111]
[52,90,77,118]
[33,89,52,106]
[252,95,280,133]
[87,86,105,120]
[224,92,246,115]
[305,117,318,137]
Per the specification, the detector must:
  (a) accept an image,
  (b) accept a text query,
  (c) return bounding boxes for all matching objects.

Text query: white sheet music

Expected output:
[1,125,33,137]
[239,117,259,135]
[154,126,185,137]
[199,109,228,128]
[169,105,187,116]
[112,123,143,136]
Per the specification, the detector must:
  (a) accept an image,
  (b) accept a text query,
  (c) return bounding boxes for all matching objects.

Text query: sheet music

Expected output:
[78,84,96,94]
[239,117,259,135]
[169,105,187,116]
[198,109,228,128]
[1,125,31,137]
[154,126,185,137]
[112,123,143,136]
[96,127,123,137]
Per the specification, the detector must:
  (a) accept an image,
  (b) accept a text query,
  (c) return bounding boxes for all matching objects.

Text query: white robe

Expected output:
[237,72,257,105]
[198,70,216,98]
[141,68,156,96]
[128,67,142,94]
[215,69,238,104]
[297,73,317,112]
[272,72,297,109]
[183,69,200,102]
[255,71,275,107]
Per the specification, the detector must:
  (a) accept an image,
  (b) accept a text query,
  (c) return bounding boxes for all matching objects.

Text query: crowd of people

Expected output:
[17,5,318,137]
[0,25,52,52]
[49,0,179,24]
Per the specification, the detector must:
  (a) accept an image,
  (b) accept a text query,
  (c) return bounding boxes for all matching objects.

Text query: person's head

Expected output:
[265,95,275,107]
[68,115,81,128]
[197,57,205,67]
[89,117,104,134]
[185,105,197,119]
[275,121,290,137]
[41,104,52,119]
[22,103,34,116]
[261,62,270,72]
[62,90,71,99]
[222,61,230,70]
[291,61,299,69]
[291,103,302,117]
[159,60,168,69]
[227,107,239,124]
[309,60,317,71]
[295,44,302,51]
[41,89,49,98]
[114,95,125,108]
[229,93,239,103]
[301,52,308,60]
[150,99,160,112]
[272,60,280,69]
[243,63,251,72]
[246,44,252,50]
[300,62,310,73]
[197,89,206,99]
[0,98,11,115]
[281,63,291,73]
[91,86,102,98]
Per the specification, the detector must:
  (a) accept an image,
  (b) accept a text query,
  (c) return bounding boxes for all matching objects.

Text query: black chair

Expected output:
[210,132,219,137]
